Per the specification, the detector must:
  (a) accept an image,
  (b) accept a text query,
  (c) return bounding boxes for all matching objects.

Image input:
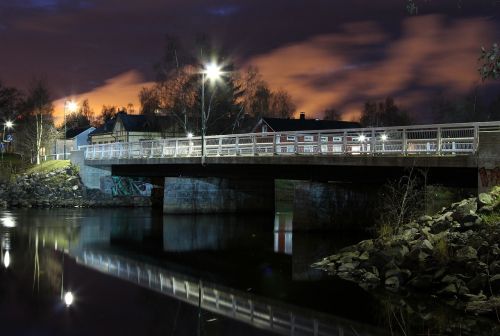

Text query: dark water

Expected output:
[0,209,497,335]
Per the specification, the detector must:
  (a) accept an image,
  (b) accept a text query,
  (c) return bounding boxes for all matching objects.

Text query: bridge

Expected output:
[70,121,500,227]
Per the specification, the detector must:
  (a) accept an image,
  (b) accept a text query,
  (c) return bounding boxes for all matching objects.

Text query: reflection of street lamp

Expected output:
[63,100,78,160]
[201,62,223,164]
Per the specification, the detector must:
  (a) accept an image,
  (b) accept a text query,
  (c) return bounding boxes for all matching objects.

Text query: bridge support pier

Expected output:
[70,150,111,189]
[163,177,275,214]
[478,131,500,194]
[292,181,379,231]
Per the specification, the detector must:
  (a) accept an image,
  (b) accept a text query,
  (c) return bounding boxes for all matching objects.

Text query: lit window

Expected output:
[304,135,314,142]
[286,136,295,141]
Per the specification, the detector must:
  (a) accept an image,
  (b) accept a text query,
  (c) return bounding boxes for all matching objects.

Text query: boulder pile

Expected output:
[313,186,500,315]
[0,166,150,209]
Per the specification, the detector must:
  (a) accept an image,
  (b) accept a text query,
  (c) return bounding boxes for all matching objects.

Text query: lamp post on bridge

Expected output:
[63,100,78,160]
[200,62,223,165]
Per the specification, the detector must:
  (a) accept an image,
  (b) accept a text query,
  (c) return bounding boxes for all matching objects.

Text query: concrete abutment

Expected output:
[163,177,275,214]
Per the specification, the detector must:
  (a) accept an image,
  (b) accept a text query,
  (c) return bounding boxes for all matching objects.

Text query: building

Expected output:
[252,112,360,133]
[89,112,182,145]
[53,127,95,159]
[252,112,361,154]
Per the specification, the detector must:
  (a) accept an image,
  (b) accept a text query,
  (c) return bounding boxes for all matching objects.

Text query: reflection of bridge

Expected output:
[75,249,384,336]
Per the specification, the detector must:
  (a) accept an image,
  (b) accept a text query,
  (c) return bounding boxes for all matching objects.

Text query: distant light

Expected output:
[204,62,223,81]
[66,101,78,113]
[1,215,16,228]
[3,251,10,268]
[381,134,388,141]
[358,135,366,142]
[4,120,13,129]
[64,291,74,307]
[187,132,193,139]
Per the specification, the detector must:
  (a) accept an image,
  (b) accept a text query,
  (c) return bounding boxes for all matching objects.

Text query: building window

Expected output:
[262,125,268,133]
[321,136,328,142]
[304,135,314,142]
[286,135,295,141]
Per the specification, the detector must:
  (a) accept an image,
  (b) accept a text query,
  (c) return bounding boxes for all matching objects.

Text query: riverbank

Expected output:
[0,162,150,209]
[313,186,500,317]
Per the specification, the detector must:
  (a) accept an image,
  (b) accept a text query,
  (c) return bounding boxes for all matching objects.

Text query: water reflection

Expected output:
[5,208,498,335]
[274,212,293,255]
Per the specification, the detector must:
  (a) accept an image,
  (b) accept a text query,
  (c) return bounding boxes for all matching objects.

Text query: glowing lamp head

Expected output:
[187,132,193,139]
[3,251,10,268]
[204,62,223,81]
[64,291,74,307]
[66,101,78,113]
[381,134,388,141]
[4,121,13,129]
[358,135,366,142]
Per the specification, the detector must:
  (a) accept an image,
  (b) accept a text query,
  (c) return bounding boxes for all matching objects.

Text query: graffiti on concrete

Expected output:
[479,167,500,188]
[101,176,153,196]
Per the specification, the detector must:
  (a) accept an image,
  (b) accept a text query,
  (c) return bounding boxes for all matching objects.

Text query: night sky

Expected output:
[1,0,499,122]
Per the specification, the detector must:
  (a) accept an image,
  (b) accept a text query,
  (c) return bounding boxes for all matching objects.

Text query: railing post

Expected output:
[371,129,376,154]
[403,128,408,155]
[317,133,321,154]
[437,127,442,155]
[343,131,347,154]
[218,137,223,156]
[294,134,298,154]
[235,136,240,155]
[474,125,479,153]
[174,140,178,157]
[253,135,257,156]
[273,134,277,155]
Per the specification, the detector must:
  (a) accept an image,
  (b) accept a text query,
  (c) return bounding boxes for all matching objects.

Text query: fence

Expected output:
[81,122,500,161]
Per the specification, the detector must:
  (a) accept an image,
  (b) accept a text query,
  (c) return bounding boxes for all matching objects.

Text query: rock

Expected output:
[385,276,400,289]
[408,275,433,289]
[359,251,370,261]
[467,274,488,293]
[478,193,494,207]
[362,272,380,284]
[337,262,359,273]
[490,274,500,294]
[455,246,478,261]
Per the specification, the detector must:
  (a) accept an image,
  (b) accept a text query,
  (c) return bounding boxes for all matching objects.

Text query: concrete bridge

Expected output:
[71,121,500,228]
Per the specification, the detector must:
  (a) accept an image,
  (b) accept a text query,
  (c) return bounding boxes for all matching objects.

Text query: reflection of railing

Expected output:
[77,250,383,336]
[81,121,500,160]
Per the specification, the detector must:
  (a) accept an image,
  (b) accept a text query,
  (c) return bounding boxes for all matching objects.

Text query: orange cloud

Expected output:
[53,70,153,125]
[248,15,496,121]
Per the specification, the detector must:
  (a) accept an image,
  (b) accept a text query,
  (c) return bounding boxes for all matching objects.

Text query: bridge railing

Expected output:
[81,121,500,160]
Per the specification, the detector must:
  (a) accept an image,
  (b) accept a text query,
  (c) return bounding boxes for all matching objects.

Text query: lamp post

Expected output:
[1,120,14,160]
[63,101,78,160]
[200,62,223,165]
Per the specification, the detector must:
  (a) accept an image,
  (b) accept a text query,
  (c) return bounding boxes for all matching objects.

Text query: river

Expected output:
[0,208,497,335]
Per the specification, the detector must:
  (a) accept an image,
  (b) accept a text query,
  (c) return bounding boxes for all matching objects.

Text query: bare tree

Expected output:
[17,78,57,164]
[269,89,296,118]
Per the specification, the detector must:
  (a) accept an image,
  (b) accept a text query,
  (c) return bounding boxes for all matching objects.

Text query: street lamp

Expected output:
[201,62,223,164]
[63,100,78,160]
[1,120,14,160]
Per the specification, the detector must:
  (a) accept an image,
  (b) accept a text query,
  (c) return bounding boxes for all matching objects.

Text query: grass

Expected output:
[25,160,71,174]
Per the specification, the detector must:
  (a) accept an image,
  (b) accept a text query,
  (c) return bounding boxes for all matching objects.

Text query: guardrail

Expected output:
[81,121,500,160]
[78,250,384,336]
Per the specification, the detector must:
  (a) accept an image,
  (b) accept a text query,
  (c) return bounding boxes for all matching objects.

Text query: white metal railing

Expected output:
[78,250,383,336]
[81,121,500,161]
[41,153,71,161]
